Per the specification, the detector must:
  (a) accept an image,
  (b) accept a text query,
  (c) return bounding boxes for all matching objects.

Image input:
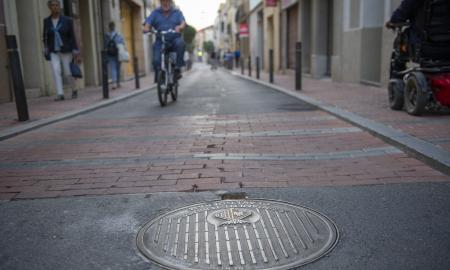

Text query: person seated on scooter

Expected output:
[385,0,426,58]
[144,0,186,80]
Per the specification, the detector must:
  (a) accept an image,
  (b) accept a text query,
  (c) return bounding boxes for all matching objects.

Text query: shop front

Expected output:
[120,0,145,78]
[281,0,298,70]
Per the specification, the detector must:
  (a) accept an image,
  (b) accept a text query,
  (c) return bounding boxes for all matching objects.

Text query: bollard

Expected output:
[134,57,140,89]
[116,59,121,88]
[256,56,260,79]
[296,42,302,90]
[6,35,29,121]
[241,58,244,75]
[101,50,109,99]
[269,49,274,84]
[248,56,252,77]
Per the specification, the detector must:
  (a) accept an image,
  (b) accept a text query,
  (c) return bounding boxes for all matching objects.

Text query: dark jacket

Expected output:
[391,0,426,44]
[43,15,78,53]
[390,0,426,24]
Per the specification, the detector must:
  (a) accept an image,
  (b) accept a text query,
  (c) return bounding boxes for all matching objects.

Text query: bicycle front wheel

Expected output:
[171,82,178,102]
[157,71,168,107]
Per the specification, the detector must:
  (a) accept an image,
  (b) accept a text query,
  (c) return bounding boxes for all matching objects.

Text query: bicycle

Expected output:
[146,29,179,107]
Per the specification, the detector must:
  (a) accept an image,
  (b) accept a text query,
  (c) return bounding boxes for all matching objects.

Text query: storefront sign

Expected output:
[281,0,297,9]
[266,0,278,7]
[239,23,249,38]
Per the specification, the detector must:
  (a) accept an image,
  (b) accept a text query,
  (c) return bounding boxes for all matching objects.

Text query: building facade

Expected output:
[0,0,11,103]
[214,3,227,56]
[212,0,407,88]
[0,0,153,104]
[280,0,300,71]
[263,0,281,73]
[226,0,239,54]
[298,0,403,86]
[196,25,215,60]
[236,0,250,61]
[249,0,264,69]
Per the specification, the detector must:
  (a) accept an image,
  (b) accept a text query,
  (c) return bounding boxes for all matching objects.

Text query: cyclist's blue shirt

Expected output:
[146,7,185,41]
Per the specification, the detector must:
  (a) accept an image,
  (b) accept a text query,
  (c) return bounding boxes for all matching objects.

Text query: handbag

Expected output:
[117,43,130,62]
[70,59,83,78]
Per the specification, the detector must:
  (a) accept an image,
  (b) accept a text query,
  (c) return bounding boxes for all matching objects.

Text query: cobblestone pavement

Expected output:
[238,69,450,152]
[0,65,448,200]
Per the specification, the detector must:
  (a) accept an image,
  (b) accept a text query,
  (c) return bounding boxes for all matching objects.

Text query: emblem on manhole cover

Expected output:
[137,200,338,270]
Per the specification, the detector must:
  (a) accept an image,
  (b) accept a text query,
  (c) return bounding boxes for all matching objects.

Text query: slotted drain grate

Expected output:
[137,200,338,270]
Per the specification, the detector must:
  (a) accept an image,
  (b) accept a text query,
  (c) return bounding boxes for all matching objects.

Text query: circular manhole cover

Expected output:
[137,200,338,270]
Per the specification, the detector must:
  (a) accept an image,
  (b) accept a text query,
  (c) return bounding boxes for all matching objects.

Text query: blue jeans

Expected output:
[107,56,121,83]
[153,37,186,72]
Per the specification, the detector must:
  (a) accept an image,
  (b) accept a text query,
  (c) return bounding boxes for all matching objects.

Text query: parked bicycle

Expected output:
[146,29,179,107]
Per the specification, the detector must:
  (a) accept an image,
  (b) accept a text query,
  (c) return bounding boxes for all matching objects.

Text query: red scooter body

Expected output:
[430,74,450,106]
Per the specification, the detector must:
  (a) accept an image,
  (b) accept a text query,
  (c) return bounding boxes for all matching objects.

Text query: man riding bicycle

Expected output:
[144,0,186,81]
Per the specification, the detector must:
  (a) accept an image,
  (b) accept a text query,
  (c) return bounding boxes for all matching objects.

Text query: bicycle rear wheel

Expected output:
[171,79,178,102]
[157,71,168,107]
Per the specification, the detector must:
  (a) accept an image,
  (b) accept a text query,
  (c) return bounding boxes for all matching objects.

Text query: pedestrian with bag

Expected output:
[105,22,127,89]
[43,0,81,101]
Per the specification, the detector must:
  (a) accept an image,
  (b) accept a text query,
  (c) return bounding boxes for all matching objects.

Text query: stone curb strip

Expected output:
[0,84,157,142]
[232,72,450,171]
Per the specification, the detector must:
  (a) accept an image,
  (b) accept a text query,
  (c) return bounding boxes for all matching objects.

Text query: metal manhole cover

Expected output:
[137,200,338,270]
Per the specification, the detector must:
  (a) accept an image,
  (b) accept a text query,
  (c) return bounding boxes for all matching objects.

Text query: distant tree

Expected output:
[203,41,215,54]
[182,25,197,53]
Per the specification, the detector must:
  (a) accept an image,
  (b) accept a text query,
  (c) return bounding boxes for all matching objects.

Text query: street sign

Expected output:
[239,23,249,38]
[266,0,278,7]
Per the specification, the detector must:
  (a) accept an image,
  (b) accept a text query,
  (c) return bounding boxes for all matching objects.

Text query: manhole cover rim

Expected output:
[137,199,339,270]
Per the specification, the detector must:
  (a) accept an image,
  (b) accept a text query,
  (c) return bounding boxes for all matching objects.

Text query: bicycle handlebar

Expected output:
[386,21,410,30]
[143,29,177,35]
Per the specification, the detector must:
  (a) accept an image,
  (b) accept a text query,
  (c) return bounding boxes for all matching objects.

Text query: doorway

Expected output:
[120,0,136,78]
[287,4,298,69]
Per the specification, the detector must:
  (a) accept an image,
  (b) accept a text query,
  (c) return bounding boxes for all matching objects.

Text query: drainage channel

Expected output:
[137,199,338,270]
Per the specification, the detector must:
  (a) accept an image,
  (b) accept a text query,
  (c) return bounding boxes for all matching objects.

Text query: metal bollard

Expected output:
[101,50,109,99]
[134,57,140,89]
[256,57,260,79]
[241,58,244,75]
[248,56,252,77]
[116,59,121,88]
[6,35,29,121]
[296,42,302,90]
[269,49,274,84]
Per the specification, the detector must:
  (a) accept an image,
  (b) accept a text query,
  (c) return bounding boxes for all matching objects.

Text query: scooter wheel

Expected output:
[388,79,404,110]
[404,72,428,116]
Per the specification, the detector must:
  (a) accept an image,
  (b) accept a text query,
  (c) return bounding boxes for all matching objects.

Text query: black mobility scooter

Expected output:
[388,0,450,116]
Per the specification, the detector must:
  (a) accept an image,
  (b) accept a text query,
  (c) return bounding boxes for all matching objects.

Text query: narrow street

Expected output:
[1,64,450,270]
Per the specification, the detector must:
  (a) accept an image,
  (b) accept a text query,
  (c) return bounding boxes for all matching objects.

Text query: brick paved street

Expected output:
[237,69,450,153]
[3,0,450,268]
[2,64,450,270]
[0,64,448,200]
[0,75,154,133]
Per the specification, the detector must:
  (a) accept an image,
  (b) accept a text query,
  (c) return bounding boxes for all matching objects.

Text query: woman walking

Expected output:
[43,0,80,101]
[105,22,126,89]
